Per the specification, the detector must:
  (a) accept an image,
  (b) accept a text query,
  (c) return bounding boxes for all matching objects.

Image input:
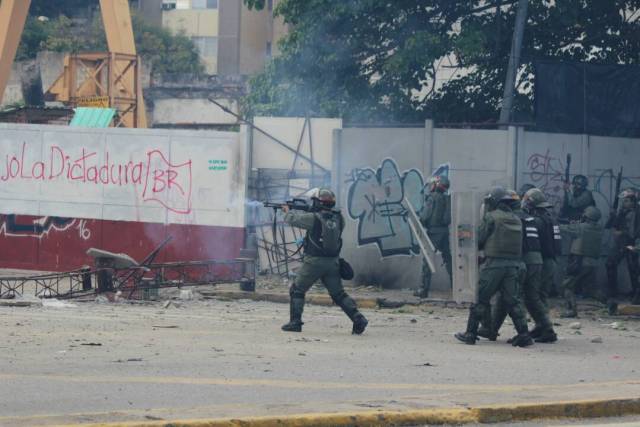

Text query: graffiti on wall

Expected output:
[0,142,193,214]
[522,149,640,215]
[524,149,566,210]
[0,215,91,240]
[346,159,449,257]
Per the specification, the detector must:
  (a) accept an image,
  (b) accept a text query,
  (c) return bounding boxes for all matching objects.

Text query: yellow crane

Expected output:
[0,0,147,128]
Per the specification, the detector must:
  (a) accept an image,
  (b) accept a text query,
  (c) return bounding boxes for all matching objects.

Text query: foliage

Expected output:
[242,0,640,124]
[16,3,204,77]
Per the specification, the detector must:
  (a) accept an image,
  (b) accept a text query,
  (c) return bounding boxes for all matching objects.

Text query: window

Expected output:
[191,0,218,9]
[266,42,272,58]
[175,0,190,9]
[267,0,273,11]
[192,37,218,59]
[162,0,177,10]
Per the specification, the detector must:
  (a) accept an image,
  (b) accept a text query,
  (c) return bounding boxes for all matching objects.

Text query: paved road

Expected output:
[1,292,639,426]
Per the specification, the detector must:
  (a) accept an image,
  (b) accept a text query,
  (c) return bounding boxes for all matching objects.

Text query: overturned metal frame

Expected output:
[0,259,255,300]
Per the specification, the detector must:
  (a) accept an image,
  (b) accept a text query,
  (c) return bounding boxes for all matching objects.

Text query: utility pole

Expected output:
[498,0,528,126]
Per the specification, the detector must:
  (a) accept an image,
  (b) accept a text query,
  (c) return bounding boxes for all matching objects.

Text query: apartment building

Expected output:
[136,0,286,76]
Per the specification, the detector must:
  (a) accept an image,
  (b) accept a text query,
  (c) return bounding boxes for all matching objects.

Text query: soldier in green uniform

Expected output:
[561,175,596,222]
[281,188,369,334]
[415,175,452,298]
[559,206,604,318]
[480,189,557,343]
[605,189,640,311]
[455,187,533,347]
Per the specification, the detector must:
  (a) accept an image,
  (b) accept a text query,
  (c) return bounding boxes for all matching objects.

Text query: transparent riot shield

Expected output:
[451,191,482,304]
[405,199,437,274]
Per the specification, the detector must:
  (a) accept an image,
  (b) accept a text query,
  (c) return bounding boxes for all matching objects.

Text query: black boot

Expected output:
[607,299,618,315]
[561,288,578,318]
[336,294,368,334]
[455,310,480,345]
[477,327,498,341]
[352,313,368,335]
[535,328,558,343]
[511,317,534,348]
[281,297,304,332]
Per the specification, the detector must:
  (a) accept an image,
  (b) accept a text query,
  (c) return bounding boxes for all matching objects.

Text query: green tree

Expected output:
[243,0,640,124]
[16,6,204,78]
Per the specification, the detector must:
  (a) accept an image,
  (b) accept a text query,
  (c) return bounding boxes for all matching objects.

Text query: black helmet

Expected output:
[572,175,589,189]
[523,188,552,209]
[583,206,601,222]
[518,183,536,198]
[312,188,336,208]
[484,187,507,208]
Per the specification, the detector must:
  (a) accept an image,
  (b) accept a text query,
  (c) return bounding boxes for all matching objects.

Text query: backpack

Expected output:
[306,211,343,257]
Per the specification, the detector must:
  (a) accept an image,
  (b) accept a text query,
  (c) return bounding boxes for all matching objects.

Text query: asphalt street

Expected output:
[1,290,639,426]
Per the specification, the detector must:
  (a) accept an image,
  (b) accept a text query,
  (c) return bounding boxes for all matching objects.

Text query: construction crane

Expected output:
[0,0,147,128]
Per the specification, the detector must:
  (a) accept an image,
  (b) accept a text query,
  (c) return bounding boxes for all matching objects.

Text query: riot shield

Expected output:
[451,191,482,303]
[405,199,437,273]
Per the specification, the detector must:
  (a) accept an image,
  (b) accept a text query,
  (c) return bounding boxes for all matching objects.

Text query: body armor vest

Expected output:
[304,211,343,257]
[427,192,450,229]
[484,209,523,259]
[537,210,560,259]
[520,214,541,254]
[570,222,603,258]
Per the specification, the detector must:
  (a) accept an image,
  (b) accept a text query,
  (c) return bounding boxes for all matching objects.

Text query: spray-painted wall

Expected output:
[334,122,640,292]
[0,124,247,271]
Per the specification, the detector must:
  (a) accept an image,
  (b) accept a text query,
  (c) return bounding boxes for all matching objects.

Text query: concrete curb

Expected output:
[52,397,640,427]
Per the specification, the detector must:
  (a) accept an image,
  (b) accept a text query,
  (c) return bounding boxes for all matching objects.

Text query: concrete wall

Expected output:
[334,122,640,293]
[0,124,247,271]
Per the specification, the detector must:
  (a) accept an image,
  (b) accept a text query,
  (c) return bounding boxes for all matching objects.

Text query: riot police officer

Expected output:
[559,206,604,318]
[486,189,557,343]
[455,187,532,347]
[281,188,368,334]
[415,175,452,298]
[526,188,562,321]
[561,175,596,222]
[605,189,640,311]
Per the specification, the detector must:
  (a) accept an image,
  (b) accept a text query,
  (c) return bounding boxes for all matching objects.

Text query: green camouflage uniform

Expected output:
[560,221,603,316]
[457,205,529,344]
[283,209,367,333]
[418,190,452,296]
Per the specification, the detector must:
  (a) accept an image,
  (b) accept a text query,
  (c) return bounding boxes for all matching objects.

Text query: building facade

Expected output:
[144,0,286,75]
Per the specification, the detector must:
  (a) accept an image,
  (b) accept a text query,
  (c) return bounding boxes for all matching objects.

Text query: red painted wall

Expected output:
[0,215,245,272]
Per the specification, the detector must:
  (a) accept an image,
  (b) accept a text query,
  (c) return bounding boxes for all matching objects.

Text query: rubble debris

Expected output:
[591,336,603,343]
[569,322,582,330]
[42,299,77,308]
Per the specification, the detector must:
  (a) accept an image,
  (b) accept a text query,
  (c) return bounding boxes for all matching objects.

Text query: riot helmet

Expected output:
[311,187,336,209]
[484,186,507,210]
[582,206,601,223]
[572,175,589,190]
[522,188,552,211]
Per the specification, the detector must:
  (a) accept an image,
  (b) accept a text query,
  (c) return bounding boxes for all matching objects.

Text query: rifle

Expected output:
[612,166,624,211]
[606,167,623,229]
[263,198,313,212]
[559,153,572,220]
